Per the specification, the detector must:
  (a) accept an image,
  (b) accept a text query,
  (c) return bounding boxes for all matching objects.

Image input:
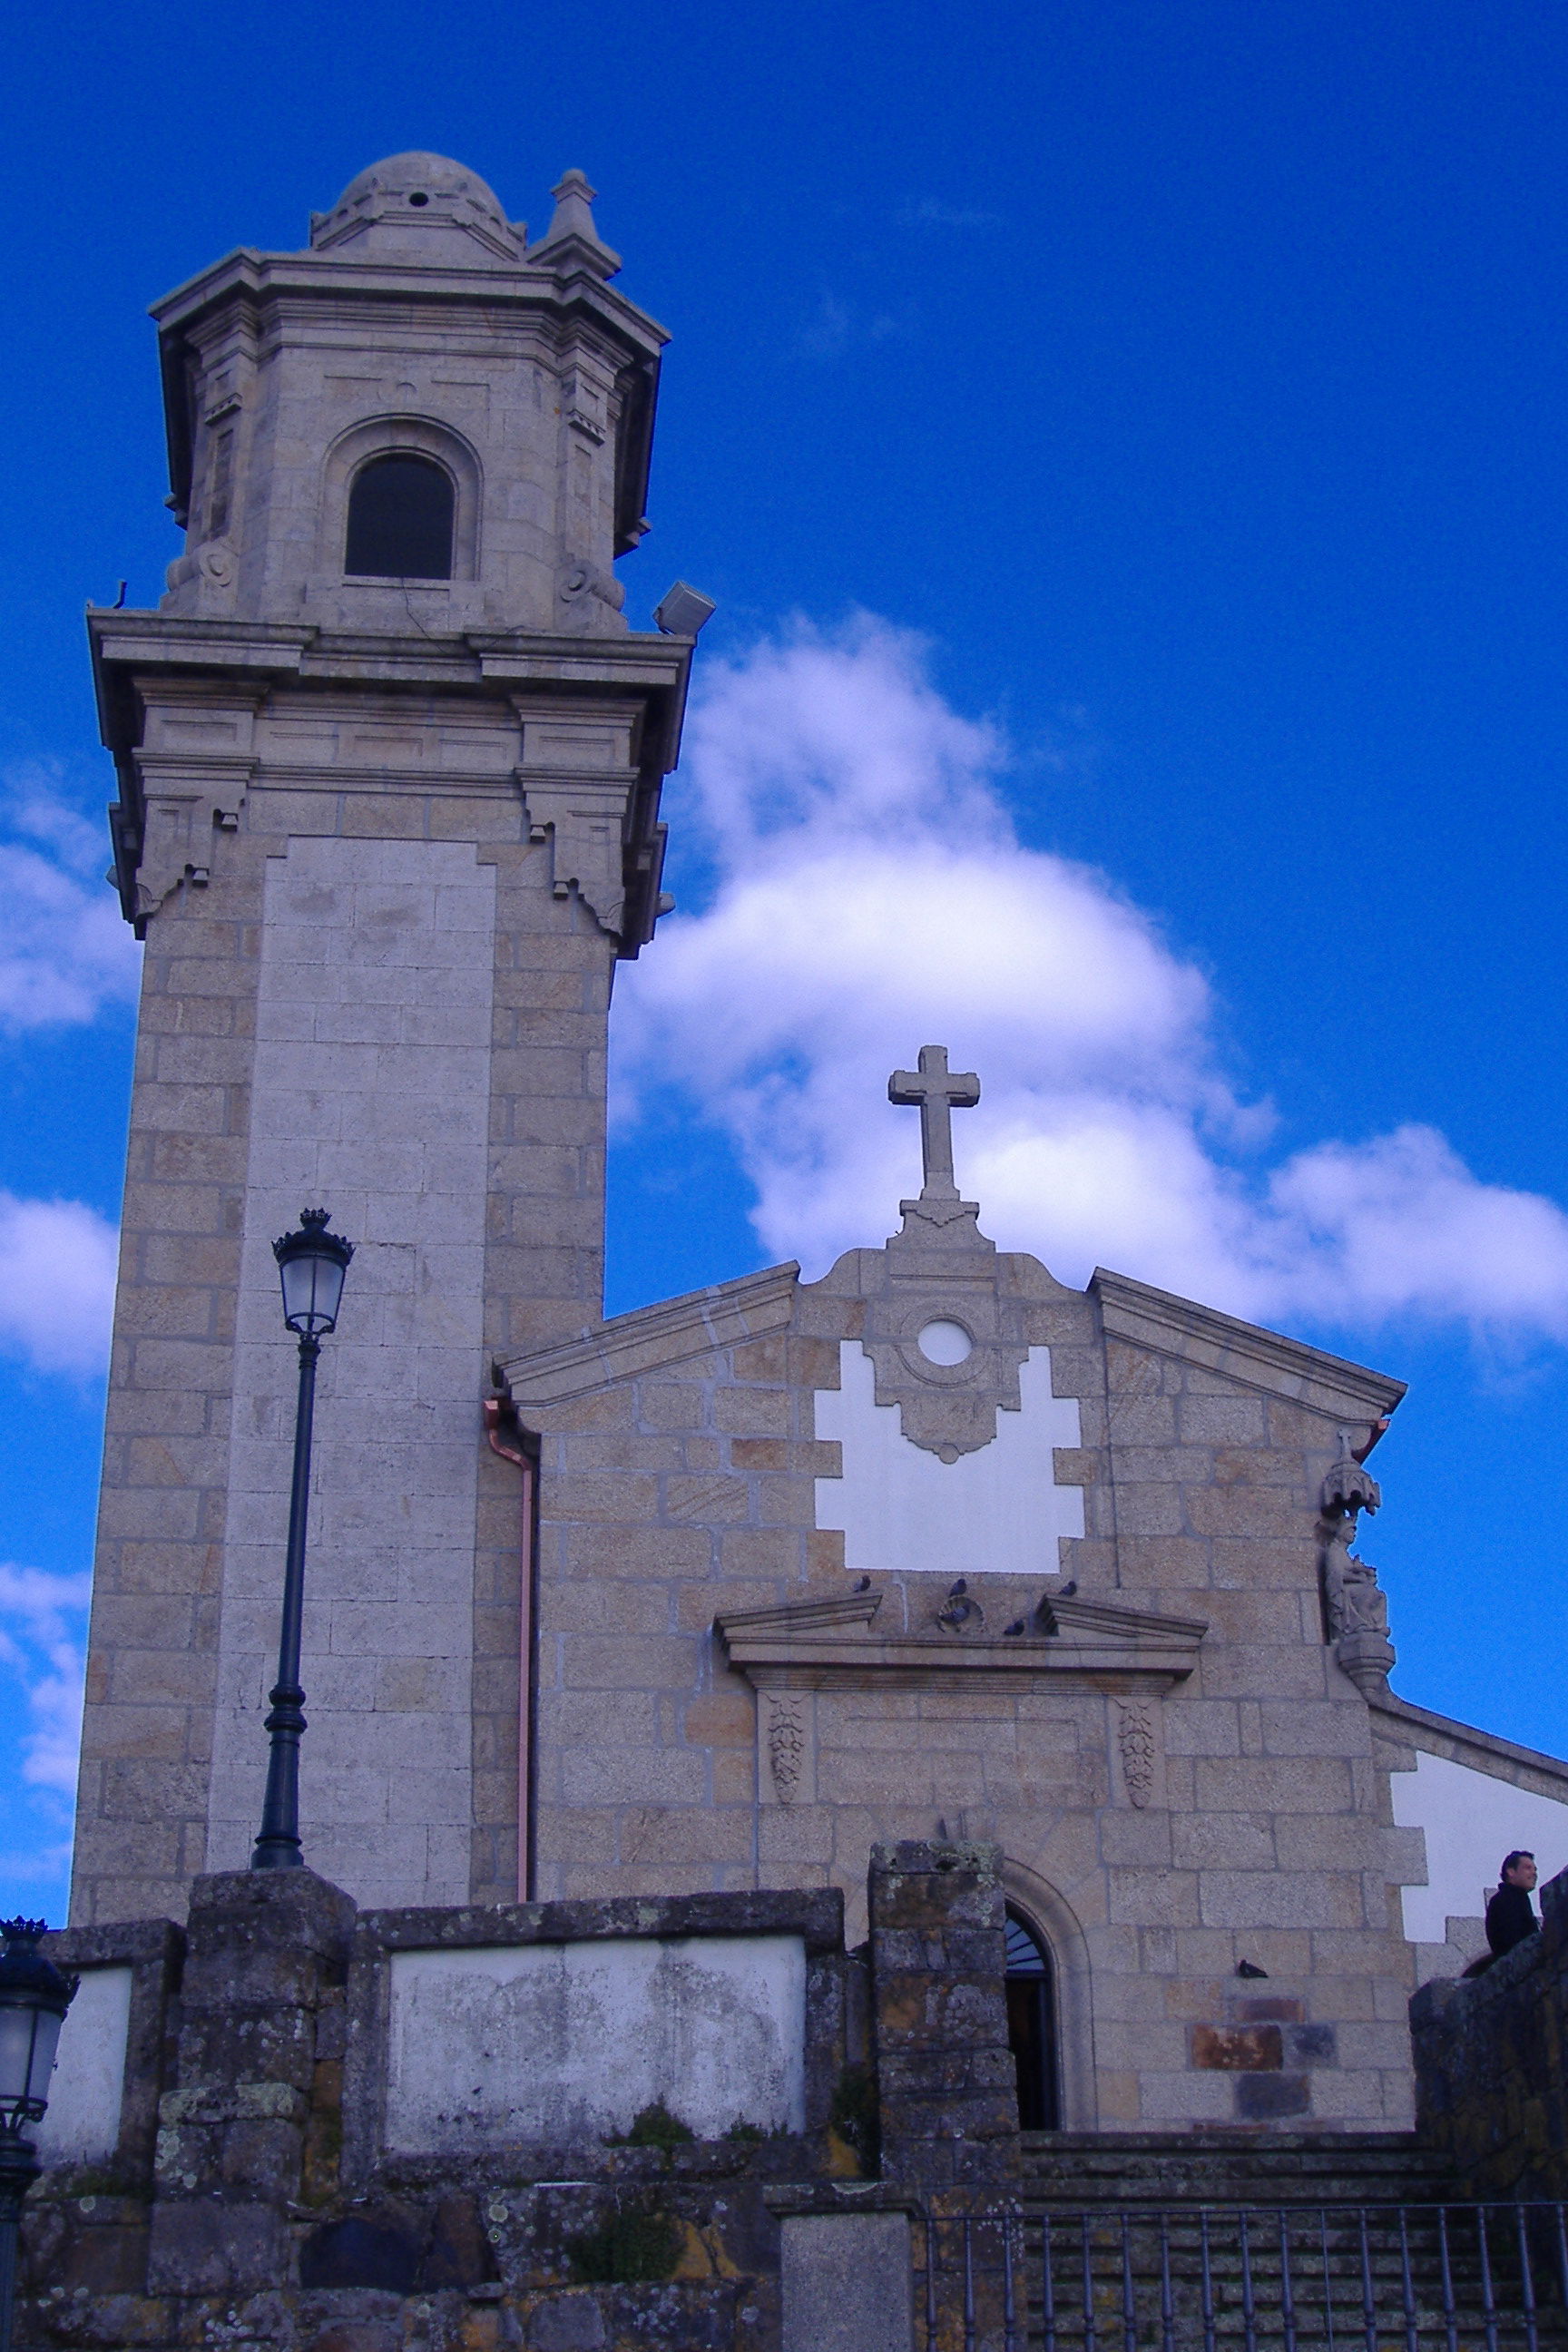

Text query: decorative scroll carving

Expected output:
[934,1578,985,1634]
[1116,1700,1157,1808]
[1318,1426,1395,1696]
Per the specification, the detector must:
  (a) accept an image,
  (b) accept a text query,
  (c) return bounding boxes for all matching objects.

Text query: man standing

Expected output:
[1485,1851,1540,1959]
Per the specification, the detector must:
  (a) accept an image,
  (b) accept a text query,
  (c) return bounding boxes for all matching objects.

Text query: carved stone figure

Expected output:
[1320,1524,1389,1639]
[1317,1426,1395,1693]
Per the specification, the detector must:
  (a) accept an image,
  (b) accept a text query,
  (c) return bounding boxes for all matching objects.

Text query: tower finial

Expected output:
[531,169,622,278]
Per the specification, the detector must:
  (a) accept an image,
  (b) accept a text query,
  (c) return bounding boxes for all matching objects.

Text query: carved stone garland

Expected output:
[1115,1700,1158,1808]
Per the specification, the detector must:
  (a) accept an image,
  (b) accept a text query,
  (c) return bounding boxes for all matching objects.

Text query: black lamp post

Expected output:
[251,1208,353,1872]
[0,1918,76,2352]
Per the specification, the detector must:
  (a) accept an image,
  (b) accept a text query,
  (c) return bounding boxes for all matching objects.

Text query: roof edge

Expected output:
[1371,1690,1568,1799]
[498,1259,800,1407]
[1090,1266,1406,1421]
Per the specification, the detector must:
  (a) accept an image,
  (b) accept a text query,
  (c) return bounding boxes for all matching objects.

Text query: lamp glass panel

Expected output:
[279,1250,346,1334]
[25,2005,64,2105]
[0,2003,38,2104]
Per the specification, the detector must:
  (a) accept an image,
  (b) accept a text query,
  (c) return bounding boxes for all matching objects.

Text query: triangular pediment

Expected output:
[714,1587,1205,1689]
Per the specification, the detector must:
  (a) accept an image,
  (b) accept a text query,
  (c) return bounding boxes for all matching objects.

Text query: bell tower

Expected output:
[74,154,703,1923]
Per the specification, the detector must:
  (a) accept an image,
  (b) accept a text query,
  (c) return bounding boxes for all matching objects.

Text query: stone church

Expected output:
[66,147,1568,2170]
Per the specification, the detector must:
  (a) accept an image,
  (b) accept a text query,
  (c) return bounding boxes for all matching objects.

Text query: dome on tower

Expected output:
[309,152,525,260]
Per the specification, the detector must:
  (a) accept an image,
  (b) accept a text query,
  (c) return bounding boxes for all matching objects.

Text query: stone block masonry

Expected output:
[870,1840,1021,2188]
[74,664,686,1925]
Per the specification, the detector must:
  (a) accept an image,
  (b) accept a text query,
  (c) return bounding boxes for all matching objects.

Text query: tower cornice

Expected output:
[88,610,694,952]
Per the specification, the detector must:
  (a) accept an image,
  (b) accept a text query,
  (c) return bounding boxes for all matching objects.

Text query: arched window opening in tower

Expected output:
[344,452,455,579]
[1004,1906,1061,2132]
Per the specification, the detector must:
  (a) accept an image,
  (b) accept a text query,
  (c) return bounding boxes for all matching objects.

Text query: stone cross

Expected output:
[888,1044,980,1200]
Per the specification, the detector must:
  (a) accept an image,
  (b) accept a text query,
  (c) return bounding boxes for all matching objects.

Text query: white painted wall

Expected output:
[814,1341,1084,1578]
[1393,1750,1568,1942]
[207,835,495,1906]
[34,1965,132,2166]
[384,1934,807,2151]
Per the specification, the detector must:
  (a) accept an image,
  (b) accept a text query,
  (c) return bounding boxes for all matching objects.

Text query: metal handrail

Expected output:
[917,2200,1568,2352]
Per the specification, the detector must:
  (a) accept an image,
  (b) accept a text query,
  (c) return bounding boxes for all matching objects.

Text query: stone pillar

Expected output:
[148,1868,356,2295]
[868,1839,1021,2189]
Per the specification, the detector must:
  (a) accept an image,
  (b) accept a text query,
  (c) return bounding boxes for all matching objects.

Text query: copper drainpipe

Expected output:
[484,1393,536,1901]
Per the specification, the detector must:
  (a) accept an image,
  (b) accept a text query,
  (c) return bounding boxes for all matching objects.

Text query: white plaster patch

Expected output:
[813,1341,1084,1577]
[206,836,495,1906]
[34,1965,132,2166]
[1393,1750,1568,1943]
[384,1934,806,2151]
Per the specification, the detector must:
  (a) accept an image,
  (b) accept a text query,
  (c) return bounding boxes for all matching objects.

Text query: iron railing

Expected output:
[919,2203,1568,2352]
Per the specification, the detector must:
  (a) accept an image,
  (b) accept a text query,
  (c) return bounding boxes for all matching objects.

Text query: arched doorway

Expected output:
[1005,1906,1060,2131]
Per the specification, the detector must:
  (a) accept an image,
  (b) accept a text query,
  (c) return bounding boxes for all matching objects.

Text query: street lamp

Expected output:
[251,1209,354,1872]
[0,1918,76,2352]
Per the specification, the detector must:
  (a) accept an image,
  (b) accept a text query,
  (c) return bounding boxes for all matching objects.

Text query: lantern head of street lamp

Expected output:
[273,1209,354,1338]
[0,1919,76,2137]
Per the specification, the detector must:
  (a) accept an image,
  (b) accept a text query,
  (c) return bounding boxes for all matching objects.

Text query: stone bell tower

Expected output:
[74,152,703,1925]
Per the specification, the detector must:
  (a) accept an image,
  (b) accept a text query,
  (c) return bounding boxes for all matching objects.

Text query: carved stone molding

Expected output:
[128,761,253,921]
[851,1197,1039,1461]
[715,1589,1206,1694]
[517,774,632,936]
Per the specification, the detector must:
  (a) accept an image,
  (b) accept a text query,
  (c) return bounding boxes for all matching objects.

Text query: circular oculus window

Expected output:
[917,1318,973,1366]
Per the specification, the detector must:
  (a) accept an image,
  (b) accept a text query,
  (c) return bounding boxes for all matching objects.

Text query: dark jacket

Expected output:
[1485,1880,1539,1959]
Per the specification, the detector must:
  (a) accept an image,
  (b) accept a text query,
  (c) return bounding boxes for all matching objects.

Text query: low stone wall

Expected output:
[1410,1863,1568,2198]
[19,1845,1024,2349]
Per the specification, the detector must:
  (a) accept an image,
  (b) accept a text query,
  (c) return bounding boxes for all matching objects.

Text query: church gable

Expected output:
[490,1046,1429,2127]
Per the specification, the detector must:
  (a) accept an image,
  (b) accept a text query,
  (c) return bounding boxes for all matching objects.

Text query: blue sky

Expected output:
[4,0,1567,1916]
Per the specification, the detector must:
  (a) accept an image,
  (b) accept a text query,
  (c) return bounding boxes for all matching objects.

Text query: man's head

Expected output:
[1503,1851,1538,1892]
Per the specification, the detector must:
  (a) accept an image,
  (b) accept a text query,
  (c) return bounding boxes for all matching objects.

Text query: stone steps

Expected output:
[1020,2130,1458,2208]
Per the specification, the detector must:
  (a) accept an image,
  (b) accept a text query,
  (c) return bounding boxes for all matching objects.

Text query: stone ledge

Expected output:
[353,1885,845,1956]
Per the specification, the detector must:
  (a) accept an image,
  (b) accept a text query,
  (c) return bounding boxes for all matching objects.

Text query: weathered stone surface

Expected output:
[870,1841,1021,2188]
[779,2211,912,2352]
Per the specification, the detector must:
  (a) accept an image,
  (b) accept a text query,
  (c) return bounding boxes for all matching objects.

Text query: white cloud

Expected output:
[0,1563,91,1798]
[0,1194,120,1376]
[615,618,1568,1347]
[0,769,142,1031]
